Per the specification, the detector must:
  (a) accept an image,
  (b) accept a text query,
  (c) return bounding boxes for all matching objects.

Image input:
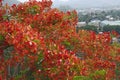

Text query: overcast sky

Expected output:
[18,0,69,2]
[18,0,120,9]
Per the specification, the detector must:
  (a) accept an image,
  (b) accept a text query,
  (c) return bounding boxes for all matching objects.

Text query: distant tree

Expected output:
[78,9,120,22]
[78,14,92,23]
[103,25,120,34]
[77,25,98,33]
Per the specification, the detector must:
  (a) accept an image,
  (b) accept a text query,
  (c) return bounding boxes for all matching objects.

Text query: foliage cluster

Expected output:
[0,0,120,80]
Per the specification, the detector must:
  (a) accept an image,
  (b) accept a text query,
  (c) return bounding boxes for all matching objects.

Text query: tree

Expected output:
[0,0,120,80]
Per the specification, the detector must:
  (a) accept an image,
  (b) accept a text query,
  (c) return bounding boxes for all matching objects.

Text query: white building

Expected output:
[88,20,101,27]
[77,22,86,27]
[100,20,120,27]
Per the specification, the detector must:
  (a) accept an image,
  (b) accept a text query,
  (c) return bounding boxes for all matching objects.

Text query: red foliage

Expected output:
[0,0,119,80]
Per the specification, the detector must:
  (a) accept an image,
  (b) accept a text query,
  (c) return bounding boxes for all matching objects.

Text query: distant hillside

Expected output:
[2,0,20,6]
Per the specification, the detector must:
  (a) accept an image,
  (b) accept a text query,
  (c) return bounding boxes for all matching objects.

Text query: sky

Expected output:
[17,0,120,9]
[18,0,69,2]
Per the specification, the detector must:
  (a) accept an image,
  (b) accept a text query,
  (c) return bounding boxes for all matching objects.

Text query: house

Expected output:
[77,22,86,27]
[106,15,114,21]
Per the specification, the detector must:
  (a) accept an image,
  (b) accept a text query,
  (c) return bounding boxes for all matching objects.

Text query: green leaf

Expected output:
[15,68,29,80]
[38,52,44,62]
[28,5,39,15]
[30,24,34,28]
[62,40,74,50]
[94,69,106,76]
[33,39,40,43]
[3,46,14,60]
[73,76,92,80]
[2,15,11,20]
[2,15,8,20]
[0,34,4,41]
